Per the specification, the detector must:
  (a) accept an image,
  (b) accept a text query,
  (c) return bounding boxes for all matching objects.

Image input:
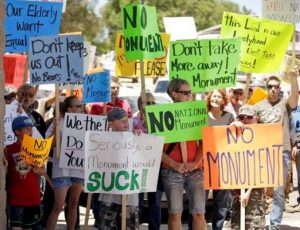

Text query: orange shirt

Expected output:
[162,141,199,168]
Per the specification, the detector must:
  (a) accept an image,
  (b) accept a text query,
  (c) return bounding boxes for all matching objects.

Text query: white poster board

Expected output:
[163,17,197,41]
[262,0,300,23]
[84,131,164,194]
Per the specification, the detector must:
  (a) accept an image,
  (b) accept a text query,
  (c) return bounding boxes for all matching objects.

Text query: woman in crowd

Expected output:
[161,78,206,230]
[134,92,163,230]
[206,89,235,230]
[46,95,84,230]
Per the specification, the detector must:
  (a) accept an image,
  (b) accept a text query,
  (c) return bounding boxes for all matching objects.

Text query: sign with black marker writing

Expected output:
[5,0,62,52]
[85,131,164,194]
[221,11,294,73]
[145,100,208,143]
[203,124,283,189]
[29,35,84,84]
[121,4,165,61]
[169,38,241,93]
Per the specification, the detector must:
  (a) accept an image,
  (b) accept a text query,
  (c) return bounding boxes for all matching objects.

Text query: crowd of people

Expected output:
[2,67,300,230]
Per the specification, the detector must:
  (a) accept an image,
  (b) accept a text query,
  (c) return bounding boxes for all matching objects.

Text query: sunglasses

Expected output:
[238,115,254,120]
[176,90,192,96]
[267,84,280,89]
[146,101,156,105]
[19,92,34,97]
[4,95,11,100]
[71,104,82,108]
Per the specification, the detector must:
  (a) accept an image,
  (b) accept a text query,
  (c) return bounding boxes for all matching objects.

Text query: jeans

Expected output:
[139,191,163,230]
[211,190,232,230]
[270,150,290,230]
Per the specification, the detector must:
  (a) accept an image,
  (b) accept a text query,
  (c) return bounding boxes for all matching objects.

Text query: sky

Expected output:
[230,0,261,16]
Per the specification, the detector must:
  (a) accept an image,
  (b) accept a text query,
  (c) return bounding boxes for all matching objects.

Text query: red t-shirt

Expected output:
[163,141,200,168]
[89,99,132,117]
[6,142,41,206]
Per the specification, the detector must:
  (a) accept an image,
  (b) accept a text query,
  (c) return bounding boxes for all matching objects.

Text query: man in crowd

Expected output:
[254,69,299,230]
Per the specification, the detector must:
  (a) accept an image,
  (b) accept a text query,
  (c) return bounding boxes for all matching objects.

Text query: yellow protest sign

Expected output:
[20,135,53,167]
[247,87,268,105]
[203,124,283,189]
[115,32,170,77]
[221,12,294,73]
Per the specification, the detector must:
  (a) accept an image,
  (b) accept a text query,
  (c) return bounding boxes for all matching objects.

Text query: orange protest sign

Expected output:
[203,124,283,189]
[247,87,268,105]
[20,135,53,167]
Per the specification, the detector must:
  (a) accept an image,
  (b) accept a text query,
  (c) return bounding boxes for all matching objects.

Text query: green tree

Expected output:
[97,0,252,53]
[60,0,102,51]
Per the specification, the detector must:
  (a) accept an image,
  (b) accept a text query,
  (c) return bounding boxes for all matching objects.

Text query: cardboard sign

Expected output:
[5,0,63,52]
[5,101,43,145]
[3,54,27,88]
[163,17,197,41]
[121,4,165,61]
[115,32,170,77]
[60,113,110,170]
[221,12,294,73]
[145,100,208,143]
[83,70,111,103]
[262,0,300,23]
[85,131,164,194]
[20,134,53,167]
[169,38,241,93]
[28,0,67,13]
[29,35,84,84]
[203,124,283,189]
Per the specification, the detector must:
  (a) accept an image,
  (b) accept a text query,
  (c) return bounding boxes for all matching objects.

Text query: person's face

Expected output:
[210,90,225,109]
[67,98,82,113]
[17,87,35,109]
[266,80,281,99]
[111,82,120,102]
[172,84,192,102]
[231,90,243,104]
[237,115,258,125]
[15,126,33,140]
[109,116,129,131]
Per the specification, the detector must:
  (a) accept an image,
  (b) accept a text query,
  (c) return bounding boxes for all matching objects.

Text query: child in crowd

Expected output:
[5,116,46,230]
[98,107,140,230]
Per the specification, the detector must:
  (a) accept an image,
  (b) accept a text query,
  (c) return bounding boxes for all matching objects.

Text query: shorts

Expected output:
[52,177,84,189]
[9,205,43,228]
[162,168,206,214]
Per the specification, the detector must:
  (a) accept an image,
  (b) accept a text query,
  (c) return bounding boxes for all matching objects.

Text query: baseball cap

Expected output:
[237,105,256,118]
[12,116,35,132]
[107,108,128,122]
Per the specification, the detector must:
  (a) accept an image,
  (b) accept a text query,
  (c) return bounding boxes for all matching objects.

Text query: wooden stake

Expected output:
[243,73,252,104]
[240,189,246,230]
[83,193,92,230]
[55,84,60,159]
[121,195,127,230]
[180,142,187,163]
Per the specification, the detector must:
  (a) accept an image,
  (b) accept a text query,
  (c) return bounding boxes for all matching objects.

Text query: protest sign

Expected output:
[28,0,67,13]
[5,101,43,145]
[85,131,164,194]
[3,54,27,88]
[121,4,165,61]
[221,12,294,73]
[169,38,241,93]
[29,35,84,84]
[262,0,300,23]
[60,113,110,170]
[5,0,62,52]
[247,87,268,105]
[20,134,53,167]
[203,124,283,189]
[145,100,208,143]
[115,32,170,77]
[83,70,111,103]
[163,17,198,41]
